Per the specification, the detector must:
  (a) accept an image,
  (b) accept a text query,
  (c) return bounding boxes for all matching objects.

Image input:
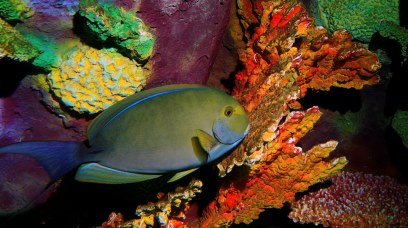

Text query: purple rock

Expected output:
[0,153,56,216]
[137,0,232,88]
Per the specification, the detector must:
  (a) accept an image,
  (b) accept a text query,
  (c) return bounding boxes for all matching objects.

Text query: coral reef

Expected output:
[198,0,379,226]
[0,18,40,62]
[47,45,147,114]
[78,0,155,63]
[307,0,399,43]
[392,110,408,149]
[306,0,408,61]
[201,107,348,226]
[289,172,408,227]
[0,0,33,22]
[101,179,203,228]
[221,0,379,176]
[12,0,81,70]
[296,29,380,97]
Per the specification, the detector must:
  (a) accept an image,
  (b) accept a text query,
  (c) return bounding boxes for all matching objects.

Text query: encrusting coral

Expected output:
[78,0,155,63]
[307,0,408,61]
[307,0,399,43]
[47,45,147,114]
[289,172,408,227]
[0,18,40,62]
[0,0,33,22]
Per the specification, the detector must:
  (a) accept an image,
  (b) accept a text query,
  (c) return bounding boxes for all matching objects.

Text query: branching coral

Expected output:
[78,0,155,63]
[221,0,379,177]
[201,107,348,226]
[47,45,147,114]
[296,28,380,97]
[0,18,40,61]
[198,0,379,226]
[289,172,408,227]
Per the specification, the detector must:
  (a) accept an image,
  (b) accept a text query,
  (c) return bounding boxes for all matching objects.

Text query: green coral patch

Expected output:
[78,0,155,63]
[0,0,33,22]
[0,18,40,62]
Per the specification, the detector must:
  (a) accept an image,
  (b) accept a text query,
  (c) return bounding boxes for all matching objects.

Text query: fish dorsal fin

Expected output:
[196,129,219,153]
[87,84,207,143]
[75,163,162,184]
[167,168,199,183]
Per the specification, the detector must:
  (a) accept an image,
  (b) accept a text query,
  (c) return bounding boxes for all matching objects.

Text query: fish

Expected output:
[0,84,249,186]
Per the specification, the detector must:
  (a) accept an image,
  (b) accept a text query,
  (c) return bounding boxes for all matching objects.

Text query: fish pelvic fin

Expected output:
[196,129,219,153]
[168,168,199,183]
[76,163,162,184]
[0,141,84,182]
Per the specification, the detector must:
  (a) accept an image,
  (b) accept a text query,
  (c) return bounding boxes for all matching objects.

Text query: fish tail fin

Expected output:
[0,141,84,181]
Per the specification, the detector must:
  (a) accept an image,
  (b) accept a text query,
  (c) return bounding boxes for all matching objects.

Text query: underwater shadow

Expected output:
[385,126,408,184]
[0,59,44,97]
[299,87,362,114]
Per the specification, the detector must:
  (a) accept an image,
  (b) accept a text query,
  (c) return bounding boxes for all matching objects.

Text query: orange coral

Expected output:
[200,107,348,226]
[296,28,381,97]
[199,0,380,226]
[98,0,380,226]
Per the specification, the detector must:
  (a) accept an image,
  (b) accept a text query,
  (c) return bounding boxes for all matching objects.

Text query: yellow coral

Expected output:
[48,46,147,114]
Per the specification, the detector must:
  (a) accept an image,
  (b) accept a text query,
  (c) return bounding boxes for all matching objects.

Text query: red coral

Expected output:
[200,0,381,226]
[296,29,380,97]
[289,172,408,227]
[200,107,348,226]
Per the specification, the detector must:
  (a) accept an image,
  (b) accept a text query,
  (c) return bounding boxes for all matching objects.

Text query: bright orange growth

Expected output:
[200,107,347,227]
[198,0,380,226]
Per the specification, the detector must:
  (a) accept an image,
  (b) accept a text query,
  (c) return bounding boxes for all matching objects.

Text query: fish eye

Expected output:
[224,106,234,117]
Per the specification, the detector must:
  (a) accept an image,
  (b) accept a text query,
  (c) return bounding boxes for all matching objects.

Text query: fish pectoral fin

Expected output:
[75,163,161,184]
[168,168,199,183]
[196,129,219,153]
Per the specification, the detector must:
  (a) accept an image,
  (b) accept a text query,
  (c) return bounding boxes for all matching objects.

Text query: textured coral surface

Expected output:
[0,18,40,62]
[0,0,33,22]
[289,172,408,227]
[308,0,400,43]
[200,107,348,226]
[100,180,203,228]
[198,0,380,226]
[296,28,380,97]
[78,0,155,62]
[48,45,147,114]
